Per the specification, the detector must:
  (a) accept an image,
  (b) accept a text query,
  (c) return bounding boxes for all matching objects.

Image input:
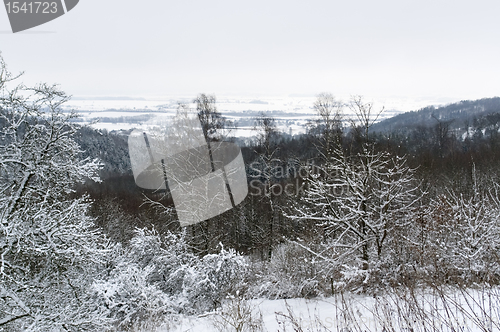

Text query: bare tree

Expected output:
[254,112,279,156]
[292,97,421,284]
[431,114,454,157]
[194,93,233,142]
[311,92,344,162]
[252,112,282,259]
[349,95,383,143]
[422,167,500,281]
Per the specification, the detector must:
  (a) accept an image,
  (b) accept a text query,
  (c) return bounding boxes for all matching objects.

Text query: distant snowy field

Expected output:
[62,95,448,137]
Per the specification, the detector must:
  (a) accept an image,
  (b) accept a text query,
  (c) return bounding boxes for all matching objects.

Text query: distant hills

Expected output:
[371,97,500,136]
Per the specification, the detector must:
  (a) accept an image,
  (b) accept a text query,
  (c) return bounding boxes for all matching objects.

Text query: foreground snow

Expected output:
[164,297,362,332]
[159,288,500,332]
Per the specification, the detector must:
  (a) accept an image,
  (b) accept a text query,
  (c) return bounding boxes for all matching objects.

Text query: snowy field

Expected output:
[62,95,448,136]
[156,288,500,332]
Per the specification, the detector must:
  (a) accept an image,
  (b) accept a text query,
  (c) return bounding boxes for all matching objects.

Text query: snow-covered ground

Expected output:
[163,297,371,332]
[158,288,500,332]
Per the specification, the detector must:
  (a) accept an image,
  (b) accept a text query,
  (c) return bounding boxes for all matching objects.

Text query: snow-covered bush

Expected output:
[249,242,321,299]
[0,56,110,331]
[136,229,198,300]
[93,263,175,331]
[186,245,248,312]
[94,227,249,328]
[418,180,500,284]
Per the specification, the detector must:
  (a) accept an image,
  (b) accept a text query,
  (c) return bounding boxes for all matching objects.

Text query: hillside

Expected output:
[371,97,500,135]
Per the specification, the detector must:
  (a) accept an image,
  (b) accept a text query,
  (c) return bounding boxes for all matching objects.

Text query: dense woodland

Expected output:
[79,94,500,267]
[2,55,500,331]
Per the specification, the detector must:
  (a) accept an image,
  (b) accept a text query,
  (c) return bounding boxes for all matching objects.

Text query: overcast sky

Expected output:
[1,0,499,108]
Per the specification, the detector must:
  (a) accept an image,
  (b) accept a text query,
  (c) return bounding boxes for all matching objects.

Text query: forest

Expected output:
[2,55,500,331]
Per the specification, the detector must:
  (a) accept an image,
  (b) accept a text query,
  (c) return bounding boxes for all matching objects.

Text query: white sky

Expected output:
[1,0,500,111]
